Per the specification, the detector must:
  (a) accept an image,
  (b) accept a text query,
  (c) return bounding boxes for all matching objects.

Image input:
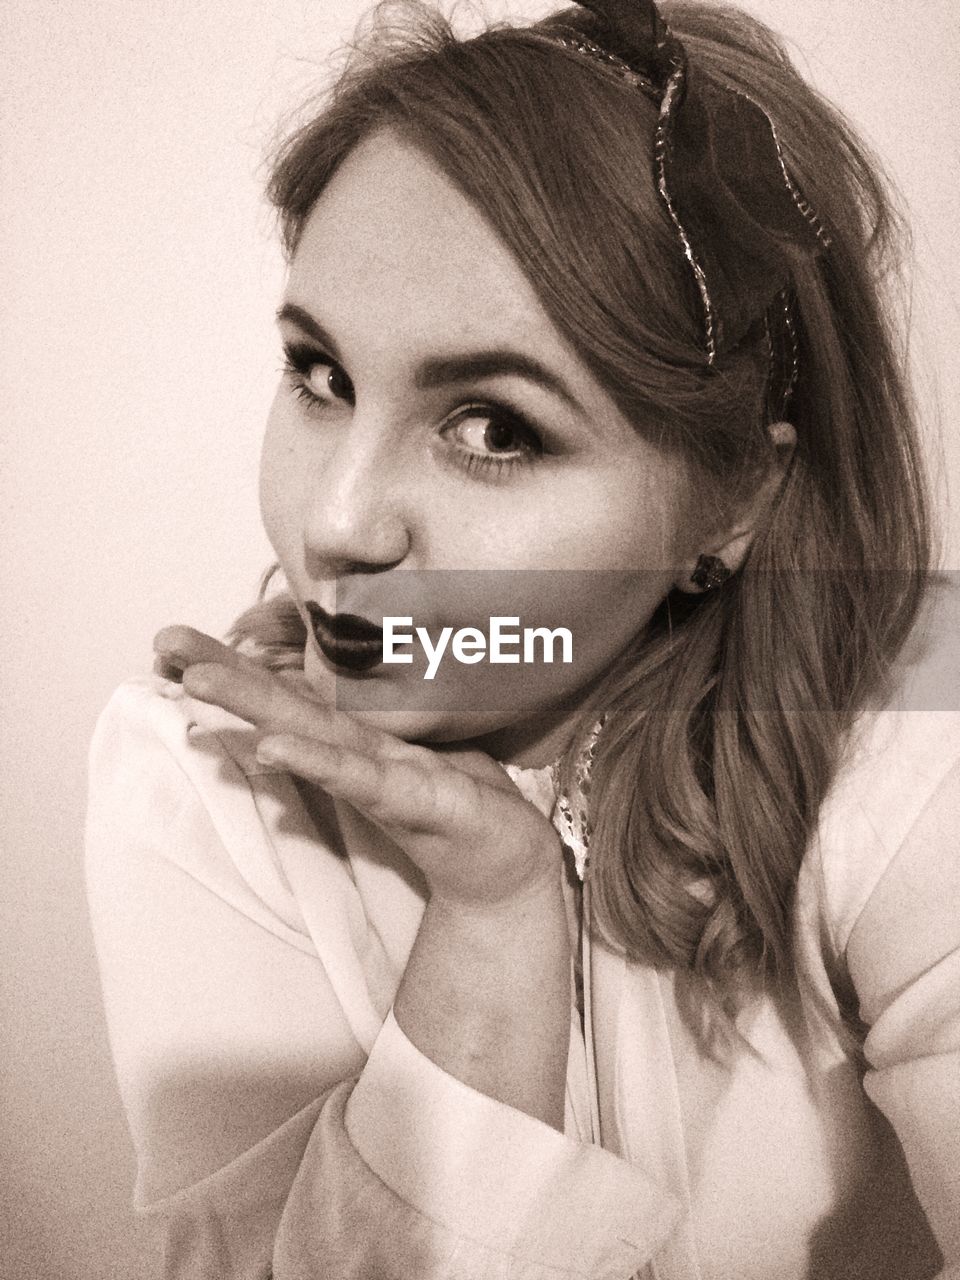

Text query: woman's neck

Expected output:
[465,681,605,770]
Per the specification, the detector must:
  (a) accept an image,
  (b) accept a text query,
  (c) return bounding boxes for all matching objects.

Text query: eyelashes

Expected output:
[280,341,545,480]
[282,341,354,408]
[440,406,544,478]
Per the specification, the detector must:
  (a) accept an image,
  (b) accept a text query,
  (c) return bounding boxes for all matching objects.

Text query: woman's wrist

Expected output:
[393,873,572,1130]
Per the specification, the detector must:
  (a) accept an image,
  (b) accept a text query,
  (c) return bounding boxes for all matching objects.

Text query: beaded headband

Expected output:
[539,0,831,418]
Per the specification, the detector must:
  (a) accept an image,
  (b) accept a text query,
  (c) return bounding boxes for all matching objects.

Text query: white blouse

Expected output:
[84,666,960,1279]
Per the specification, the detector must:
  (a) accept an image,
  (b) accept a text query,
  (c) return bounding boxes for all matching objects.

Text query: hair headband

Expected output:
[542,0,831,414]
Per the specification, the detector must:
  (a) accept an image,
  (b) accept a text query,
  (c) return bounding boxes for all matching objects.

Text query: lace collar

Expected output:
[497,717,605,881]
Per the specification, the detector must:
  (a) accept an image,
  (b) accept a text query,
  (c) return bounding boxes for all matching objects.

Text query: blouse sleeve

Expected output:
[844,752,960,1277]
[85,679,676,1280]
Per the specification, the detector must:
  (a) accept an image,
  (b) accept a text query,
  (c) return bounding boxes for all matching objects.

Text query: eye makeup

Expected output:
[279,340,549,482]
[440,404,544,478]
[282,341,355,407]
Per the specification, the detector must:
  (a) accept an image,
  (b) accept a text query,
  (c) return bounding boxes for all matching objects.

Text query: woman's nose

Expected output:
[301,421,412,576]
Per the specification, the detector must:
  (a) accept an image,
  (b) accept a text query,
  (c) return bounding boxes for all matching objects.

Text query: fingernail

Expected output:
[154,642,188,664]
[154,627,182,651]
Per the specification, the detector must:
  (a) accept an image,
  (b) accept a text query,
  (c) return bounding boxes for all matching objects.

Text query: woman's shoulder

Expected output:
[85,673,346,938]
[86,673,424,1024]
[810,597,960,956]
[90,671,269,779]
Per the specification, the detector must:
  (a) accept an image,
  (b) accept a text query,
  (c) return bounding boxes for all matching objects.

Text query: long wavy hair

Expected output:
[226,0,932,1039]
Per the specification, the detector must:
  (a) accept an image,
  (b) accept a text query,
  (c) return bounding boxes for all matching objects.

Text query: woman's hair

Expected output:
[227,0,932,1042]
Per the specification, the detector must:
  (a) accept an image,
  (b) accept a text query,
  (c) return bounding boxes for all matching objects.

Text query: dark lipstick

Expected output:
[305,601,384,672]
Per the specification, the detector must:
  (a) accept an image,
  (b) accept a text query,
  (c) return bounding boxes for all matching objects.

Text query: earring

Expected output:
[690,554,731,591]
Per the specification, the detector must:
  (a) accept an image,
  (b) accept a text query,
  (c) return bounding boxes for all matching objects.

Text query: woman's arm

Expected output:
[392,882,571,1129]
[87,670,675,1279]
[177,639,576,1133]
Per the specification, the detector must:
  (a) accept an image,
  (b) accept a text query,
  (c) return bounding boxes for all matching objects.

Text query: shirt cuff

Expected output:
[344,1008,682,1276]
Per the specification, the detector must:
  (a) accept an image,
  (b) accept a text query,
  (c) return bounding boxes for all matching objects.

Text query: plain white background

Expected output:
[2,0,957,1273]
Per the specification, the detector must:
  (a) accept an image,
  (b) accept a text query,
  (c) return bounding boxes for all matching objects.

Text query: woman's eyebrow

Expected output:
[277,302,585,416]
[414,351,584,415]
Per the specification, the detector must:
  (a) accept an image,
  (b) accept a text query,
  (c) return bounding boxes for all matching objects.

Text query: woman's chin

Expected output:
[299,636,585,756]
[301,640,496,744]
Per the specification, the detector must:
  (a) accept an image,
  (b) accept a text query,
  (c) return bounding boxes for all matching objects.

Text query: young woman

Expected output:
[85,0,959,1276]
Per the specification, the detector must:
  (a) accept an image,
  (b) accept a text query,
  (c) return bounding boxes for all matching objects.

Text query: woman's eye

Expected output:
[443,408,543,477]
[282,342,354,408]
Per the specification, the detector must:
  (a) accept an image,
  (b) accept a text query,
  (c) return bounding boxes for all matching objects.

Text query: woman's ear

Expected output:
[674,421,797,593]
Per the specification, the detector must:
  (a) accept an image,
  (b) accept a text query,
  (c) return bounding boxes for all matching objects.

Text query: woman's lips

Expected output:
[305,601,384,672]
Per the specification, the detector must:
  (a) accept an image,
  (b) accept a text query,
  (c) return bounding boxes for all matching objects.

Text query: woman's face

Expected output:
[260,127,700,765]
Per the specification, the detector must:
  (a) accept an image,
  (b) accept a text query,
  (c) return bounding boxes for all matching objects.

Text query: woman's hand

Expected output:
[155,623,572,1128]
[153,626,564,913]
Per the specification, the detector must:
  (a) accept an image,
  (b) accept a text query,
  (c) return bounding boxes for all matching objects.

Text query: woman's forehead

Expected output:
[285,128,579,370]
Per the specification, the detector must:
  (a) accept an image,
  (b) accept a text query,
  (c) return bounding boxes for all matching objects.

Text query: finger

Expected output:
[430,742,521,793]
[256,733,475,835]
[183,661,417,763]
[153,625,263,677]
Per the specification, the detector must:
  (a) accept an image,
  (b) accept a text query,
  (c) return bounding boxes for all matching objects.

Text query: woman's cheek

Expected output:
[258,412,304,567]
